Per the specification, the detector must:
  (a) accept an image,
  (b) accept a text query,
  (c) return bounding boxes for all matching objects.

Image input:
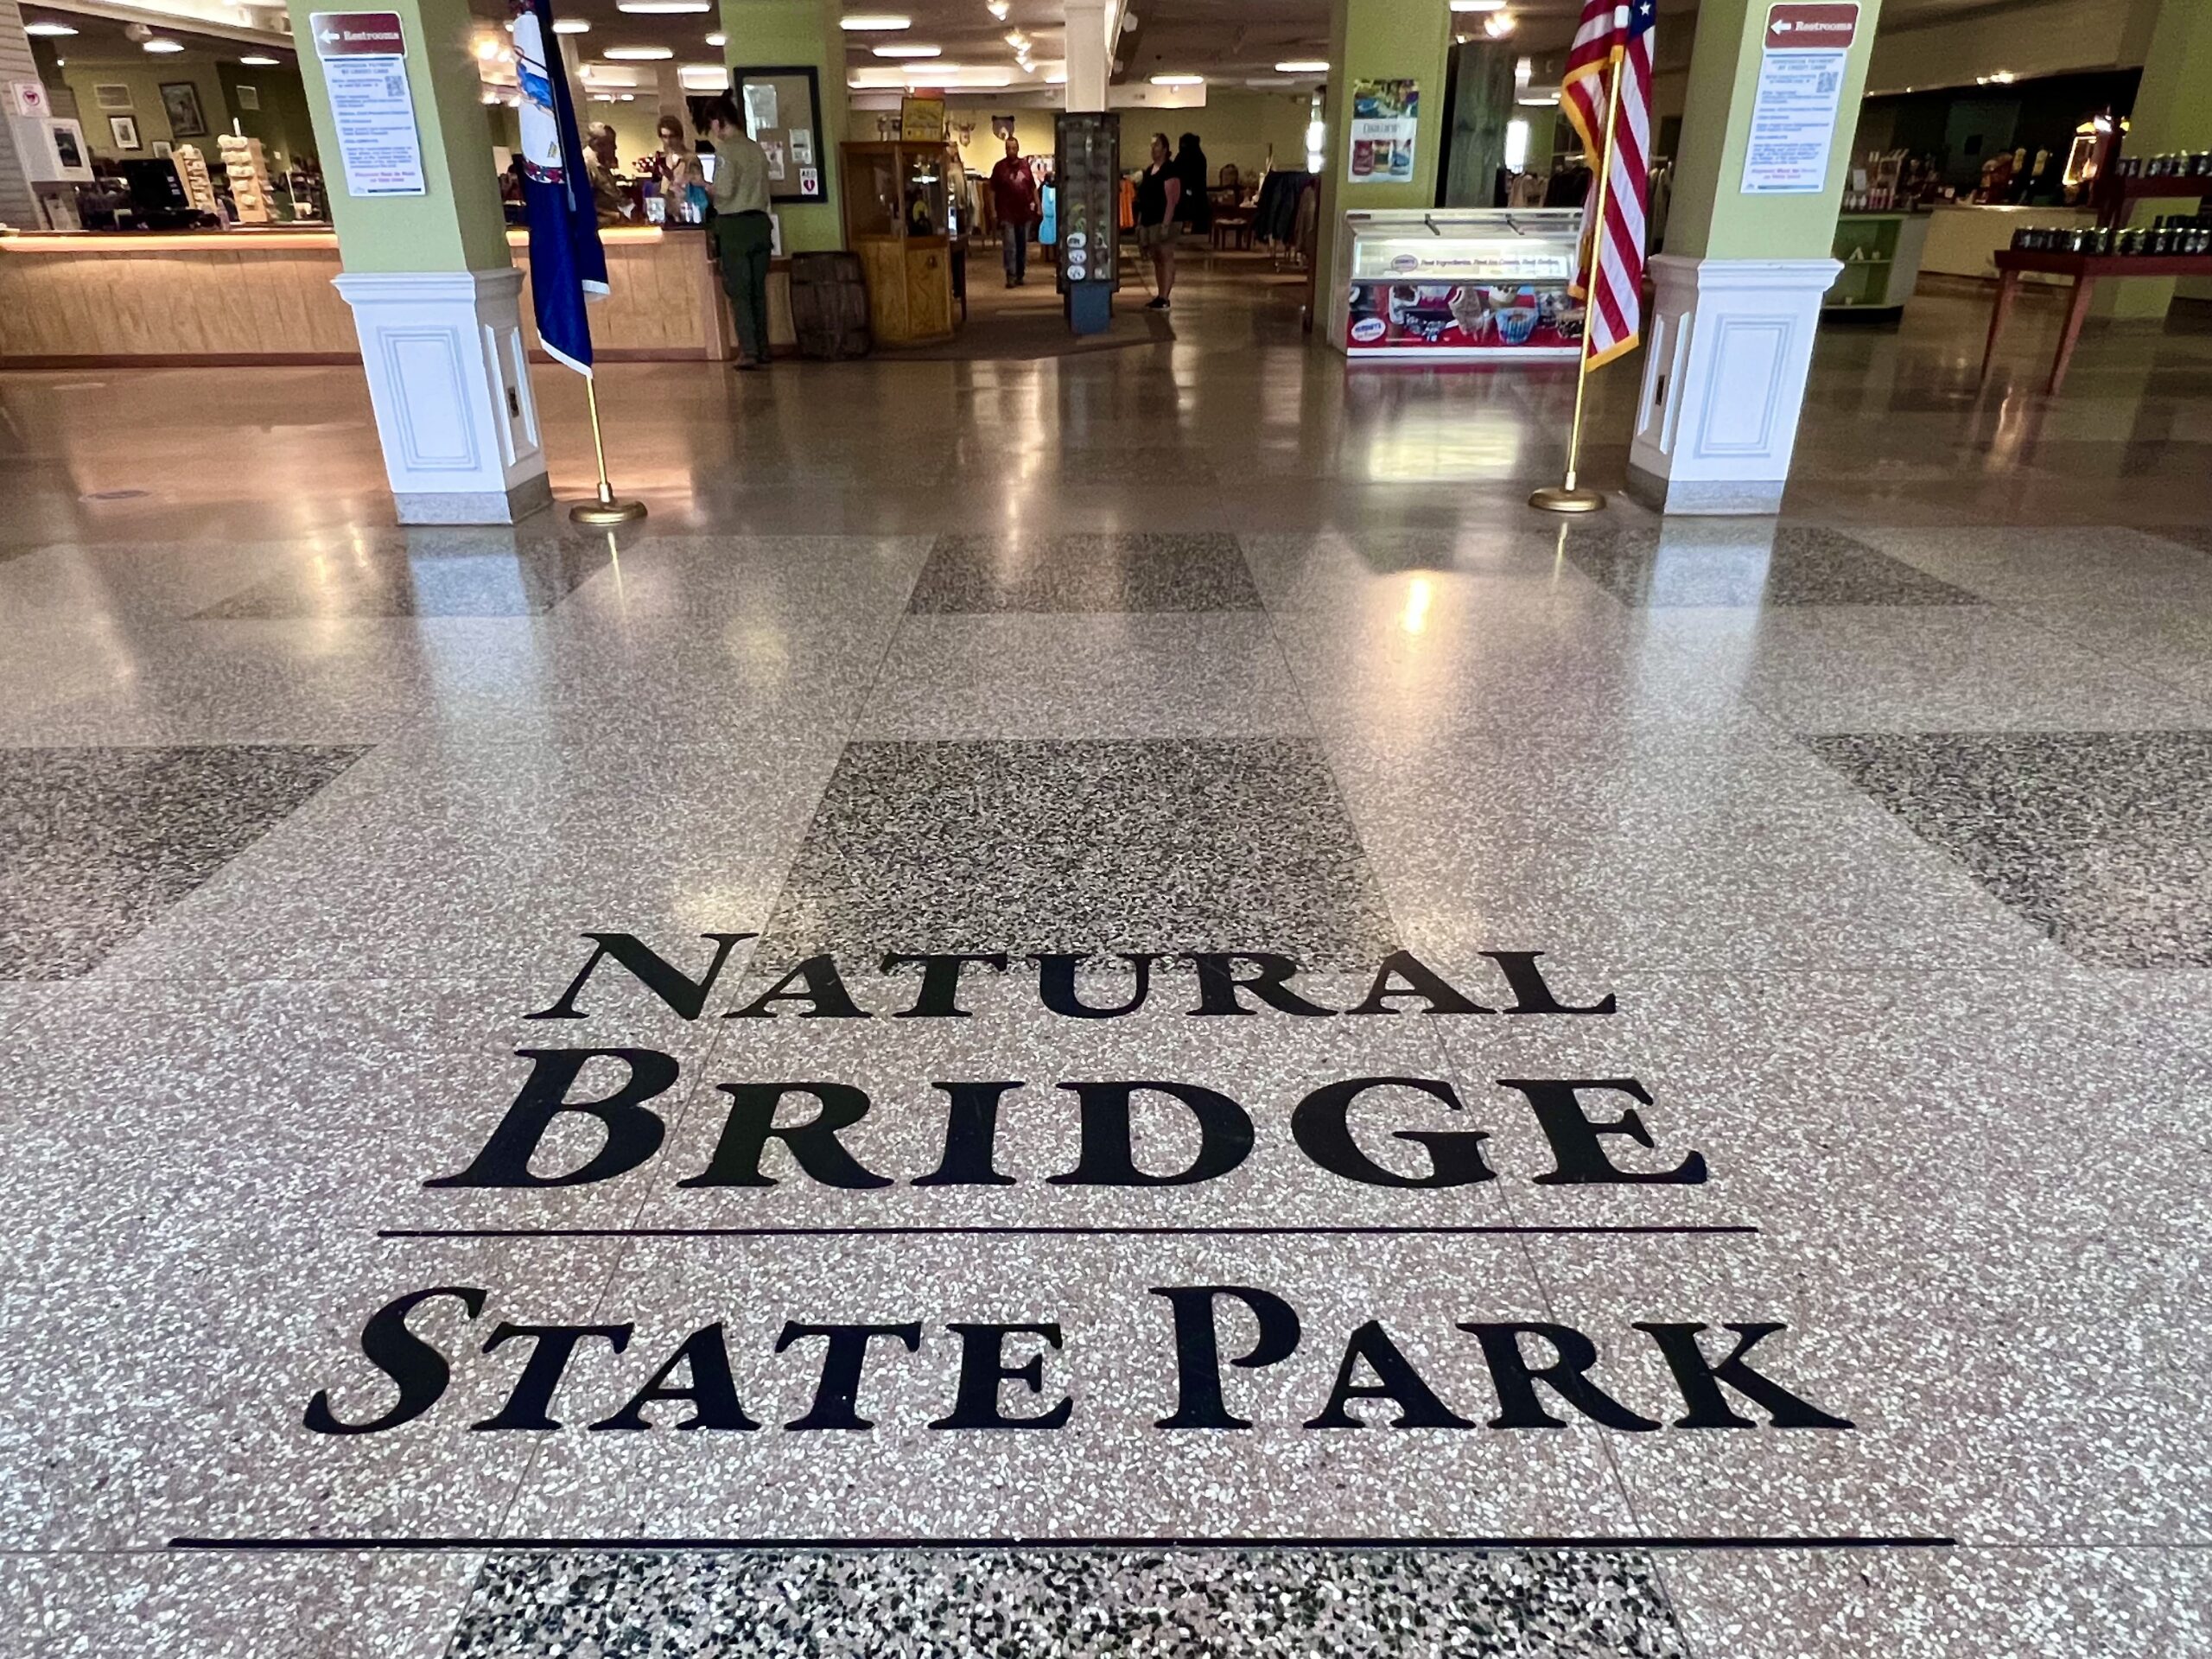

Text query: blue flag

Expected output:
[512,0,607,376]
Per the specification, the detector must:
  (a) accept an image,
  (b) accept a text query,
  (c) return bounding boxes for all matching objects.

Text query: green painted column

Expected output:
[718,0,849,252]
[1664,0,1886,261]
[286,0,511,274]
[2106,0,2212,318]
[1315,0,1452,299]
[285,0,548,524]
[1628,0,1888,514]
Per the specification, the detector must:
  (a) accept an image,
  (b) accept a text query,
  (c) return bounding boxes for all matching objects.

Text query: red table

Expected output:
[1982,247,2212,394]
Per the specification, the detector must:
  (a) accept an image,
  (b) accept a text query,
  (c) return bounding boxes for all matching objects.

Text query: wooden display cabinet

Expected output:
[840,140,957,347]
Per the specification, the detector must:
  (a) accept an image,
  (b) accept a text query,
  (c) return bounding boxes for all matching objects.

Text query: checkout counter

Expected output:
[0,224,798,365]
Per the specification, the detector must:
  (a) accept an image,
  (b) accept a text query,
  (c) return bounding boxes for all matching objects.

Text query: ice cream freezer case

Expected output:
[1330,208,1586,361]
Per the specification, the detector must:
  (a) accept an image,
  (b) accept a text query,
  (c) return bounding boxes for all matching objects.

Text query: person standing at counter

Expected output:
[988,133,1039,287]
[653,115,706,222]
[700,96,774,370]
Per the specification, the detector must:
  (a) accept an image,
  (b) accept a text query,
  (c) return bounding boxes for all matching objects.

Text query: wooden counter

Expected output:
[0,225,797,367]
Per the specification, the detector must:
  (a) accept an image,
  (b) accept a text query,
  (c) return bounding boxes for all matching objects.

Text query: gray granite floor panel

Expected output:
[1802,731,2212,967]
[906,533,1263,613]
[753,738,1398,969]
[194,536,617,618]
[1557,524,1985,608]
[0,742,367,979]
[447,1548,1687,1658]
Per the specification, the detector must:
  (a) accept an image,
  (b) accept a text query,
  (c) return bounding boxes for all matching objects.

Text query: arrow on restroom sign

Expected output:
[1764,2,1859,48]
[308,10,408,58]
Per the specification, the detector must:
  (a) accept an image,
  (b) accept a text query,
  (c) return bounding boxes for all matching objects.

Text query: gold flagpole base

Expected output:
[570,491,648,526]
[1529,484,1608,513]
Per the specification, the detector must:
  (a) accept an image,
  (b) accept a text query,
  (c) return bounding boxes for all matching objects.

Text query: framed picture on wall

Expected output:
[108,114,141,151]
[93,83,133,112]
[236,86,260,111]
[159,81,208,140]
[151,141,173,158]
[730,64,826,205]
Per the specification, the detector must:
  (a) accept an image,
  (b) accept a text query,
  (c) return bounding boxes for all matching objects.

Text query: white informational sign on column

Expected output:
[309,10,428,198]
[1740,2,1859,195]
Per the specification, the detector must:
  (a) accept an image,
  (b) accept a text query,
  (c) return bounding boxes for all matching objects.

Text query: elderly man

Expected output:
[582,122,628,226]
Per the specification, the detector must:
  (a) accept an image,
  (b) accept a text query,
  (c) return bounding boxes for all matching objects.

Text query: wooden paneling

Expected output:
[0,226,794,364]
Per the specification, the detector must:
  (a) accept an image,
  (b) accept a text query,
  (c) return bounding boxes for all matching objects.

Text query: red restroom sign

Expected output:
[1764,3,1859,48]
[309,10,407,57]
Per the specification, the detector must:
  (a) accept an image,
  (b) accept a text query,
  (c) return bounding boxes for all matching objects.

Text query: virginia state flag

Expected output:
[512,0,607,375]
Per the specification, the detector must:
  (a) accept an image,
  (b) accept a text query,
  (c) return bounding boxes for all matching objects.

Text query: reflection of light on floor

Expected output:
[1402,575,1432,635]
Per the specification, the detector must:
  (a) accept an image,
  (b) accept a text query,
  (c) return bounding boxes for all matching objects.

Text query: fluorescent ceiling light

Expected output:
[705,30,725,45]
[22,21,77,35]
[616,2,710,11]
[240,54,281,64]
[602,45,673,59]
[1274,59,1328,73]
[840,13,912,29]
[873,42,941,56]
[553,17,591,32]
[143,38,183,52]
[1149,73,1203,86]
[987,0,1008,16]
[678,62,727,88]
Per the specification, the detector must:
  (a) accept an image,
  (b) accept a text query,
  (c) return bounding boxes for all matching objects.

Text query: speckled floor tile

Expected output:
[1802,731,2212,967]
[1326,728,2050,974]
[194,536,614,618]
[906,533,1262,613]
[552,534,932,623]
[448,1548,1687,1657]
[0,743,366,979]
[854,613,1307,739]
[753,739,1398,969]
[0,1549,480,1659]
[1654,608,2209,732]
[1238,527,1591,612]
[1556,524,1984,608]
[1845,525,2212,607]
[0,978,734,1547]
[87,734,838,983]
[1661,1546,2212,1658]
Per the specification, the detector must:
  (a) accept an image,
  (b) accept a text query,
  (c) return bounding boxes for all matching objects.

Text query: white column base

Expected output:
[1625,253,1841,517]
[332,268,550,526]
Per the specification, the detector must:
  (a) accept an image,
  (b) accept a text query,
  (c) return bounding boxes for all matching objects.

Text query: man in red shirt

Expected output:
[988,132,1040,287]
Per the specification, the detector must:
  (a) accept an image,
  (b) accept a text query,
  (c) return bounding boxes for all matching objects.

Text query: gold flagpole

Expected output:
[570,372,647,525]
[1530,36,1628,516]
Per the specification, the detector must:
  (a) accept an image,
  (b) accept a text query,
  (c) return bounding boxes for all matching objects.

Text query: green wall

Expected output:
[718,0,848,251]
[54,54,232,162]
[1666,0,1887,260]
[1317,0,1452,289]
[218,61,320,174]
[285,0,511,273]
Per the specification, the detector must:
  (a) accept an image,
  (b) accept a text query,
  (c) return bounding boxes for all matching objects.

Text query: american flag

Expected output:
[1560,0,1656,368]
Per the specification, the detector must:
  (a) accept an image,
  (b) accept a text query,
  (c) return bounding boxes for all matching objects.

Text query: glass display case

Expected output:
[840,140,957,346]
[1330,207,1586,361]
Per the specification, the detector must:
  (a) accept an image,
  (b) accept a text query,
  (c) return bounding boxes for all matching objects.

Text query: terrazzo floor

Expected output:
[2,270,2211,1656]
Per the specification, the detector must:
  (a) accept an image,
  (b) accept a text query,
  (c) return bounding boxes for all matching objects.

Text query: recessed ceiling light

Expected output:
[602,45,674,59]
[553,18,591,32]
[1483,10,1516,35]
[840,13,912,29]
[1450,0,1505,10]
[1274,59,1328,73]
[873,42,942,56]
[240,54,281,65]
[22,20,77,35]
[986,0,1008,16]
[143,38,183,53]
[705,30,725,45]
[616,1,709,11]
[1149,73,1203,86]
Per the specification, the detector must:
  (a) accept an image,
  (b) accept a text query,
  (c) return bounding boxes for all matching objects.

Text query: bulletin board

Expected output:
[732,63,827,205]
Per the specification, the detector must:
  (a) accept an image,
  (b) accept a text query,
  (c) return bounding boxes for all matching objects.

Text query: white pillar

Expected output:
[332,269,552,525]
[1065,0,1110,113]
[1626,254,1841,516]
[0,0,46,229]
